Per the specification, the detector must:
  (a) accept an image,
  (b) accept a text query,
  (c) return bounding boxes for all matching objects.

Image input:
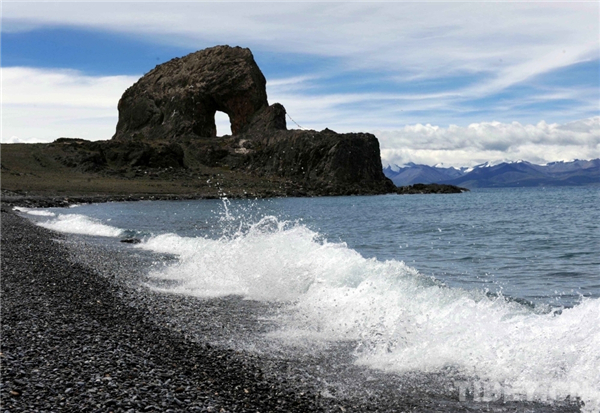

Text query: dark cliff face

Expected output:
[241,129,394,194]
[110,45,394,195]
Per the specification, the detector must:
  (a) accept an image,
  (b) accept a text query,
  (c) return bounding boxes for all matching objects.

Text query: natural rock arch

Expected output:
[108,44,394,195]
[112,45,274,141]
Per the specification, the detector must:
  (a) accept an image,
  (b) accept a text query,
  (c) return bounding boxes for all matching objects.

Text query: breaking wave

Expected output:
[37,213,124,237]
[14,206,56,217]
[137,215,600,411]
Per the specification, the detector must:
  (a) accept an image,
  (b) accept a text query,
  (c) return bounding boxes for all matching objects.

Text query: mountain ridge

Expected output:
[383,159,600,188]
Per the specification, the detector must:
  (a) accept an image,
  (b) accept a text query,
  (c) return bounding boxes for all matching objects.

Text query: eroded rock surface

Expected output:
[0,46,394,197]
[241,128,394,195]
[113,45,272,140]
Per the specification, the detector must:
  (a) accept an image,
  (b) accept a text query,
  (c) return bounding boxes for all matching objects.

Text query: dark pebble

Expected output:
[120,238,142,244]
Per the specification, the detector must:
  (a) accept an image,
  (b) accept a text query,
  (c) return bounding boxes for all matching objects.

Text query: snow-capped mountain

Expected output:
[383,159,599,188]
[382,163,465,186]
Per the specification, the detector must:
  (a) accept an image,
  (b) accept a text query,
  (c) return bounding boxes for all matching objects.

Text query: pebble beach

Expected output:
[1,206,584,412]
[1,209,328,412]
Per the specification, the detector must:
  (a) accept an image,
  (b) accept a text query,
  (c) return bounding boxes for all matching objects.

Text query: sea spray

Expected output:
[137,214,600,411]
[139,217,318,300]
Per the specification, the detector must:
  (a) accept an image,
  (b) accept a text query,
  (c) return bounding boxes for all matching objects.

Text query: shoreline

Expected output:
[1,192,228,209]
[1,210,583,412]
[0,210,330,412]
[0,182,468,210]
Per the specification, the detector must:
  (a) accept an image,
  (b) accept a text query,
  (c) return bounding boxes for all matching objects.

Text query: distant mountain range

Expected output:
[383,159,600,188]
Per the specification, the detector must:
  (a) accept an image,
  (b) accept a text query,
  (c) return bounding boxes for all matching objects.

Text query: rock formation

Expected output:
[2,45,472,199]
[240,128,394,195]
[113,46,276,140]
[110,45,395,195]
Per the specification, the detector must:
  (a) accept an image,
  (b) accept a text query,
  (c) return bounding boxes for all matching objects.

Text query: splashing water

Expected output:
[135,214,600,411]
[14,206,56,217]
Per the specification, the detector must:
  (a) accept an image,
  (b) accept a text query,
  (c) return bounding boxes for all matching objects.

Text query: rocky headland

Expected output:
[1,45,470,206]
[111,45,394,195]
[2,46,399,203]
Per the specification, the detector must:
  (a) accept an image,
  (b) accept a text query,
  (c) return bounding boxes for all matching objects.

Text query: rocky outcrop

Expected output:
[395,183,469,194]
[241,128,394,195]
[113,46,270,140]
[52,139,185,171]
[109,45,396,195]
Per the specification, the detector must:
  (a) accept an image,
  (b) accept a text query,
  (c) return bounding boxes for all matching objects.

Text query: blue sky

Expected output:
[2,1,599,166]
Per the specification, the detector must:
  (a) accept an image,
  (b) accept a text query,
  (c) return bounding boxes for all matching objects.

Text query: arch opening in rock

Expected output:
[214,111,232,137]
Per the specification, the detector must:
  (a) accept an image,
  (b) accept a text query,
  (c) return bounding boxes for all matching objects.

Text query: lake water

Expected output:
[16,186,600,411]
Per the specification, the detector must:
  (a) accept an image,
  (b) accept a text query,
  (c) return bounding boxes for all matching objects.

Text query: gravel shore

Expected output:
[1,208,583,412]
[1,210,328,412]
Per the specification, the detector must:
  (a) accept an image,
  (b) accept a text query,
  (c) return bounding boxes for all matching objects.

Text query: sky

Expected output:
[2,1,599,167]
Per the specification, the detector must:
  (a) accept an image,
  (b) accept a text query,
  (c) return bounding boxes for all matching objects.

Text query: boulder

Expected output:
[242,128,395,194]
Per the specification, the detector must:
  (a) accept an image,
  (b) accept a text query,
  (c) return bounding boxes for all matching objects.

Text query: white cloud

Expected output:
[376,117,600,167]
[3,2,598,100]
[1,67,137,142]
[214,111,232,136]
[266,76,463,131]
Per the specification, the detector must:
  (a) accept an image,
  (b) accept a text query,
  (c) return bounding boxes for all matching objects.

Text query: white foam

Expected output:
[37,214,124,237]
[138,216,600,410]
[350,294,599,410]
[13,206,56,217]
[138,217,322,300]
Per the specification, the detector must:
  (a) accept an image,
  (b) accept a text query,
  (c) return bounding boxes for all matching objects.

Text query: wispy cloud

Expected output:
[2,67,137,142]
[267,75,597,133]
[4,2,597,96]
